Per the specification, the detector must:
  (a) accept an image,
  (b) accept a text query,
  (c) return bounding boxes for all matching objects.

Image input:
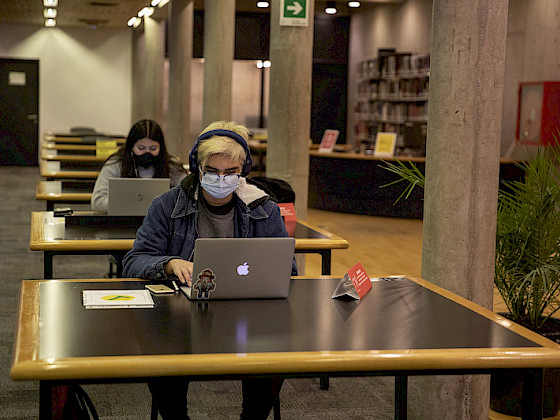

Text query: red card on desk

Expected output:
[278,203,296,237]
[332,262,372,300]
[348,262,372,298]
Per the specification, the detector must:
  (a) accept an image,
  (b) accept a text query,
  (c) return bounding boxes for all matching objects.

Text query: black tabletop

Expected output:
[39,278,539,359]
[56,216,328,241]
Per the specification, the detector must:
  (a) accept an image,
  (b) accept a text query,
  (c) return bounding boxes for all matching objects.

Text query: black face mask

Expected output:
[133,152,155,168]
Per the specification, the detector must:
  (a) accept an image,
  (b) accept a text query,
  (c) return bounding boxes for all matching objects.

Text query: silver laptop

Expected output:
[107,178,169,216]
[180,237,295,300]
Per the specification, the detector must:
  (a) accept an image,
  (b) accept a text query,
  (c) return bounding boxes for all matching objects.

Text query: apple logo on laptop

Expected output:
[237,262,250,276]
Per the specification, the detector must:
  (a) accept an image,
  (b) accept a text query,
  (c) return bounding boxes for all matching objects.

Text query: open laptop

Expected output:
[107,178,169,216]
[180,237,295,300]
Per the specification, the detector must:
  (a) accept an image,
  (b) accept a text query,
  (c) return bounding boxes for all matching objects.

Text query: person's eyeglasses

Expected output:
[201,171,241,186]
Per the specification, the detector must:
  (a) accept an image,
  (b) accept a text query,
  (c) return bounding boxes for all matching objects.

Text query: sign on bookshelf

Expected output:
[373,132,397,157]
[318,129,340,153]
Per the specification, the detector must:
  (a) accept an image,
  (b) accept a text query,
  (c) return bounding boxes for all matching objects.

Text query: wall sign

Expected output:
[280,0,309,27]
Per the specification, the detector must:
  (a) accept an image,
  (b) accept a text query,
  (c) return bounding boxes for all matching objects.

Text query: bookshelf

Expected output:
[354,52,430,156]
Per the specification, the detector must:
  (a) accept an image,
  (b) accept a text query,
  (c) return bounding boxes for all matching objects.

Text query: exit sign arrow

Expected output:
[287,1,303,15]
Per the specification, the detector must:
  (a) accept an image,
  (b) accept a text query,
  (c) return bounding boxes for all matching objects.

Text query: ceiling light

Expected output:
[256,60,264,69]
[138,7,154,18]
[348,1,361,7]
[263,60,271,68]
[43,0,58,6]
[43,8,57,18]
[45,18,56,27]
[256,1,270,7]
[151,0,170,7]
[127,16,139,27]
[325,2,337,15]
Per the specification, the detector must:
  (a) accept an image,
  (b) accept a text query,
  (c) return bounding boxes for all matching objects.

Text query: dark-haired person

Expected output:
[91,119,186,212]
[123,120,295,419]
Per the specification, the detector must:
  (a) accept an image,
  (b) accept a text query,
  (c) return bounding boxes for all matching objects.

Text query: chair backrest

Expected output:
[70,127,97,134]
[248,176,296,204]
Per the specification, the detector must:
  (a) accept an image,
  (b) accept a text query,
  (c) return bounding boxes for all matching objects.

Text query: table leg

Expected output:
[522,368,543,420]
[395,375,408,420]
[320,376,329,390]
[47,201,54,211]
[39,381,53,420]
[320,250,331,275]
[44,252,54,279]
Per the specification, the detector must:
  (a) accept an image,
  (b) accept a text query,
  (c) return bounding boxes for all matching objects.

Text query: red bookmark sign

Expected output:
[278,203,296,237]
[332,262,372,300]
[347,262,372,299]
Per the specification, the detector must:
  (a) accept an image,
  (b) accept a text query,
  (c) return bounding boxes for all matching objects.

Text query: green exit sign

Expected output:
[280,0,309,27]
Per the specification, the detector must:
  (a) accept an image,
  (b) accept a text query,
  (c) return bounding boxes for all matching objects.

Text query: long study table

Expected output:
[11,276,560,419]
[39,160,100,180]
[35,181,95,211]
[29,212,349,278]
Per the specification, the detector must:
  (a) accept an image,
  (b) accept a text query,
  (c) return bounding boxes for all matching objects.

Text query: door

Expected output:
[0,58,39,165]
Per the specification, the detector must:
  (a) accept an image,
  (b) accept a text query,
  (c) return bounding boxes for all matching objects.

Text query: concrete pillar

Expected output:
[131,29,145,124]
[267,0,315,220]
[202,0,235,127]
[167,0,193,162]
[414,1,509,418]
[143,15,165,125]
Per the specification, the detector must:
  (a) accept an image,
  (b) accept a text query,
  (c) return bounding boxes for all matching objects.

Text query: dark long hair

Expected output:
[110,119,171,178]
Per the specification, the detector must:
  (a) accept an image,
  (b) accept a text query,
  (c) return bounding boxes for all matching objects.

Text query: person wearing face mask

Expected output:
[122,120,296,420]
[90,119,187,212]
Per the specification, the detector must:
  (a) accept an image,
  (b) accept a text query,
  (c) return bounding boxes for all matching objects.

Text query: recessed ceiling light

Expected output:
[45,18,56,27]
[348,1,361,7]
[138,7,154,18]
[325,1,337,15]
[43,8,57,18]
[256,1,270,7]
[44,0,58,6]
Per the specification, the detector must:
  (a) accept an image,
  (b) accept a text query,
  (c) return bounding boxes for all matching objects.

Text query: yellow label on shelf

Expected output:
[96,139,119,158]
[374,132,397,157]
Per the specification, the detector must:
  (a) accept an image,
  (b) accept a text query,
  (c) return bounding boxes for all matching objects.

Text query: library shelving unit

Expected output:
[354,52,430,156]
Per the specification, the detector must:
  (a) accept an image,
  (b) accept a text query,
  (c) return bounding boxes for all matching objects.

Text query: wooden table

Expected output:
[43,132,125,144]
[29,212,349,279]
[11,276,560,419]
[35,181,95,211]
[39,160,100,180]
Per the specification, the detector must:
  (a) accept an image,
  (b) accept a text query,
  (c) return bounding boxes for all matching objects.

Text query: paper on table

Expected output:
[82,289,155,309]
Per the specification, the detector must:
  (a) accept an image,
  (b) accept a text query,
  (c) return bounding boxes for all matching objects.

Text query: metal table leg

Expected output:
[522,368,543,420]
[39,381,53,420]
[44,252,54,279]
[320,250,331,275]
[395,375,408,420]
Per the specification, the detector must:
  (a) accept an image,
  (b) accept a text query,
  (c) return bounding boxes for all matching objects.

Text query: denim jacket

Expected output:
[122,173,297,280]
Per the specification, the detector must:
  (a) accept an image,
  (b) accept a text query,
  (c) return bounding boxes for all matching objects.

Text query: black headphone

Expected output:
[189,129,253,176]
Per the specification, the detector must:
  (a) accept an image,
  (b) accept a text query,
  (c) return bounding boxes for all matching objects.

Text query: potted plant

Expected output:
[382,128,560,417]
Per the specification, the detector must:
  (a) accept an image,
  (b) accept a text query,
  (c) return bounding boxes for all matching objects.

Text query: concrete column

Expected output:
[267,0,315,220]
[144,15,165,125]
[167,0,193,162]
[202,0,235,127]
[131,29,145,124]
[414,1,509,418]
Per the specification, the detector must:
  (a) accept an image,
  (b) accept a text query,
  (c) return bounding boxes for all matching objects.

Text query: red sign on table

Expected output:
[332,262,372,300]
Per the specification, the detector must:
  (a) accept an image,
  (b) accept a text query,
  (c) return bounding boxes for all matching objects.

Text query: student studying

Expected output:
[90,119,186,212]
[123,120,296,419]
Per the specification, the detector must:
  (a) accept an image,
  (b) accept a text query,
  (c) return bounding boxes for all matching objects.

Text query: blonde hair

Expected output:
[197,121,249,172]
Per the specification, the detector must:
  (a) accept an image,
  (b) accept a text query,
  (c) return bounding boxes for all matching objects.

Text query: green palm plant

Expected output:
[382,127,560,330]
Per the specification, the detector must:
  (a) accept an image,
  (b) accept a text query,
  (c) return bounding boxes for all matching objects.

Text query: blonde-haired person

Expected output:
[123,121,295,419]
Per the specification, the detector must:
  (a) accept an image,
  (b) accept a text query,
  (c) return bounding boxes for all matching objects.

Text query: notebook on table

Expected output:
[180,237,295,300]
[107,177,169,216]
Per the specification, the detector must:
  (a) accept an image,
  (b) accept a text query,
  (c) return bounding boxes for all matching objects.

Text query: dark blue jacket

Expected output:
[123,173,297,280]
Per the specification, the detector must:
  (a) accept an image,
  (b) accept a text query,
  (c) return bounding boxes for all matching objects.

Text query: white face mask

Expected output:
[200,172,240,199]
